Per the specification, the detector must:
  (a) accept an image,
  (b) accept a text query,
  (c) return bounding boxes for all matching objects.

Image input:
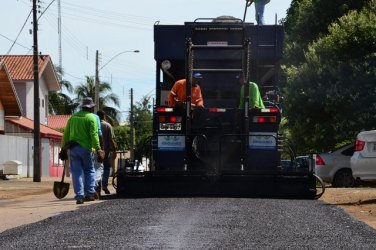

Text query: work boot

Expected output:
[94,191,100,200]
[102,187,110,195]
[84,196,95,202]
[76,199,84,205]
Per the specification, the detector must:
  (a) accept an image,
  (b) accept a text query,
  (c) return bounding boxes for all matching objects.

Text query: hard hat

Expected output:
[193,72,203,79]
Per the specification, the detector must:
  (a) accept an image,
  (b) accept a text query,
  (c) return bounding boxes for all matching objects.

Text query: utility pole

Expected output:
[130,88,134,162]
[94,50,99,112]
[33,0,41,182]
[58,0,62,72]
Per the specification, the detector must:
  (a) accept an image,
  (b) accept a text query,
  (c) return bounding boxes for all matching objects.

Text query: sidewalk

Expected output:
[0,176,62,200]
[0,176,115,233]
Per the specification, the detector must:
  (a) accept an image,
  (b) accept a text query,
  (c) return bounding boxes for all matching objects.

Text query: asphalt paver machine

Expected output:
[116,16,322,199]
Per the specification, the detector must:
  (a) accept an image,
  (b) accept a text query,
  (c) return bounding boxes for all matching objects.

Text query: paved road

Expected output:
[1,197,376,249]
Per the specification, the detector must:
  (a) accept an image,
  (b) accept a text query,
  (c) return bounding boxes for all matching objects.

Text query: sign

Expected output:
[158,135,185,151]
[249,132,276,150]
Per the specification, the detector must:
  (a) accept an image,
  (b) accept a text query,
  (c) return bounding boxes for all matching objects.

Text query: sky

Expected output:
[1,0,292,121]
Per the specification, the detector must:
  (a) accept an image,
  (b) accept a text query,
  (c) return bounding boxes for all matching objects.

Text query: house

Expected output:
[5,116,64,177]
[48,114,70,132]
[0,60,22,133]
[1,55,60,125]
[0,55,63,177]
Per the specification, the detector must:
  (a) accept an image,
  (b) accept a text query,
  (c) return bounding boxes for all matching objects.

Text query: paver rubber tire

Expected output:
[332,169,355,188]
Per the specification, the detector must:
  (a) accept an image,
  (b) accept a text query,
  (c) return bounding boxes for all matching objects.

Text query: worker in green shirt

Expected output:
[237,73,265,109]
[60,97,102,204]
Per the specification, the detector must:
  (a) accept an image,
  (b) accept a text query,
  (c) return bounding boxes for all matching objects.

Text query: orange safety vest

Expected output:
[168,79,204,108]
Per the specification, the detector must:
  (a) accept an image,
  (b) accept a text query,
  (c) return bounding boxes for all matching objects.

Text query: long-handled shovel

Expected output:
[53,160,70,199]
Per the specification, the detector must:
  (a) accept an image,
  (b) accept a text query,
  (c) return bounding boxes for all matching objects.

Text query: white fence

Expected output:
[0,135,54,177]
[0,134,33,177]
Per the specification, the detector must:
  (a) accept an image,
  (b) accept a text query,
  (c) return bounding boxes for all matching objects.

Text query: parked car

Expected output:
[314,144,355,187]
[280,156,312,172]
[280,160,292,170]
[296,156,312,171]
[351,130,376,183]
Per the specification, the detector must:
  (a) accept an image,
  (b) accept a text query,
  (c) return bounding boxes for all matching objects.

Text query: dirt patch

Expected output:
[0,177,61,199]
[319,187,376,230]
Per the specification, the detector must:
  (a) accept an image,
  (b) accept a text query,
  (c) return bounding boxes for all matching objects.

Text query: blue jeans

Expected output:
[69,145,95,200]
[255,2,265,25]
[94,159,104,194]
[101,152,111,188]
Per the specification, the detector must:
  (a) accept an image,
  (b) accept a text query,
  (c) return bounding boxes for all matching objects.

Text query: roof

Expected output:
[0,55,60,91]
[5,116,63,139]
[0,61,22,116]
[48,115,70,129]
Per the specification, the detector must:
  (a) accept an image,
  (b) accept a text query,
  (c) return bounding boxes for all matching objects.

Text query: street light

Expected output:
[99,50,140,71]
[95,49,140,112]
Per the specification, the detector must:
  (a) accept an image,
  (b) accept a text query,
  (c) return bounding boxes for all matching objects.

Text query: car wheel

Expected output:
[332,169,354,187]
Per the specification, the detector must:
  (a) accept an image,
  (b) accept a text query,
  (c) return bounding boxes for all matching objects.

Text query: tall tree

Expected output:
[48,66,77,114]
[132,95,153,162]
[283,0,376,152]
[75,76,121,124]
[283,0,368,66]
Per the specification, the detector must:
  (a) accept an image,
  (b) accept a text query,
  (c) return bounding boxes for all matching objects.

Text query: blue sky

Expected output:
[1,0,292,121]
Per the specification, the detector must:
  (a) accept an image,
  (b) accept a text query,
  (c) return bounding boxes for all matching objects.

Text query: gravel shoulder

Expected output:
[319,186,376,230]
[0,177,375,232]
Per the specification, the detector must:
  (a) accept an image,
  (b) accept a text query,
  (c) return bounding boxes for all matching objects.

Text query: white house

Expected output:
[1,55,60,125]
[0,55,63,177]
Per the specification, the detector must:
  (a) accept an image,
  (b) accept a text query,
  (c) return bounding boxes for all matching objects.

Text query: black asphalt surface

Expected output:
[1,197,376,249]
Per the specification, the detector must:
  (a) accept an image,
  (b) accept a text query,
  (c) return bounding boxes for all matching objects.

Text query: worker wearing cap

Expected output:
[60,97,102,204]
[168,73,204,108]
[238,73,265,109]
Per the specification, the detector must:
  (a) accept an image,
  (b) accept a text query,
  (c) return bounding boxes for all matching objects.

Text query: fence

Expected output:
[0,134,33,177]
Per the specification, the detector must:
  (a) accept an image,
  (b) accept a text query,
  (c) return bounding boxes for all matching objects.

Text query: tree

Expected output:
[283,0,376,152]
[74,76,121,125]
[48,66,78,114]
[132,95,153,162]
[283,0,368,66]
[113,125,130,151]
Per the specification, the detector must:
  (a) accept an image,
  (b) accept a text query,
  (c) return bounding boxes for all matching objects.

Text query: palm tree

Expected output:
[49,92,79,115]
[75,76,121,124]
[49,66,77,114]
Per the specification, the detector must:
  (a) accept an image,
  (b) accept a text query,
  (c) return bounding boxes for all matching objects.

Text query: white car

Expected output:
[351,130,376,183]
[314,144,355,187]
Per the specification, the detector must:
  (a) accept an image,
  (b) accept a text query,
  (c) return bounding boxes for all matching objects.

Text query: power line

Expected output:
[64,72,85,80]
[6,9,33,55]
[38,0,56,20]
[0,33,31,51]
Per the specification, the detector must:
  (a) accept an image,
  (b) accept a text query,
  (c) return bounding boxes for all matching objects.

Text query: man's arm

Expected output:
[194,86,204,107]
[249,82,265,108]
[238,85,245,109]
[61,118,71,148]
[168,81,180,107]
[109,125,117,152]
[89,115,101,151]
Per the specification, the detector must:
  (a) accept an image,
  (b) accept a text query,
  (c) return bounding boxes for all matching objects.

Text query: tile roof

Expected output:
[0,55,60,91]
[48,115,70,129]
[0,61,22,116]
[1,55,50,81]
[5,116,63,139]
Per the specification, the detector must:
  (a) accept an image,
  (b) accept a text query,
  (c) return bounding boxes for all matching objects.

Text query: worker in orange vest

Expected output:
[168,73,204,108]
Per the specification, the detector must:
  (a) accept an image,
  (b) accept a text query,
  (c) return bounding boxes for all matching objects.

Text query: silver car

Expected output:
[314,144,355,187]
[351,130,376,183]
